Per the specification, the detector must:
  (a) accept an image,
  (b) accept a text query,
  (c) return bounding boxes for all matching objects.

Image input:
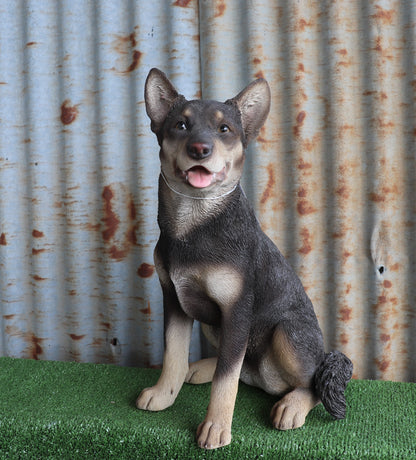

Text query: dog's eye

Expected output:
[219,124,230,133]
[175,121,187,131]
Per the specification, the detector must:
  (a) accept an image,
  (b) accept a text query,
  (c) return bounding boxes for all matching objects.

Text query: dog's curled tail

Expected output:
[313,351,353,420]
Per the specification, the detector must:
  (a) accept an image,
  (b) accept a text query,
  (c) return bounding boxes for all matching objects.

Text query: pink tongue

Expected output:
[187,167,213,188]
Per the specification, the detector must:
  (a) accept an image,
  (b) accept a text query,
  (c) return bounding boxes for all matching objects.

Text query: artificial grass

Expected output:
[0,358,415,459]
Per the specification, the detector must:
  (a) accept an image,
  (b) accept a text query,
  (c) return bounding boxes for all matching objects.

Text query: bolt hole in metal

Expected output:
[378,266,385,275]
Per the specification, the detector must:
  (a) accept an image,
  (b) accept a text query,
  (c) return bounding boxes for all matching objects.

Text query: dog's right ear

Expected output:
[145,68,184,133]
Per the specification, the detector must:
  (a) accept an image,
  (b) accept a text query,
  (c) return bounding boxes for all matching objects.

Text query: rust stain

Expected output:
[297,158,312,170]
[32,248,46,255]
[101,184,141,260]
[340,306,352,322]
[140,302,152,315]
[69,333,85,341]
[297,199,316,216]
[126,50,142,73]
[380,333,391,343]
[375,358,390,373]
[340,332,349,345]
[113,32,142,74]
[173,0,192,6]
[260,164,276,205]
[32,274,47,281]
[102,186,119,241]
[254,70,265,80]
[294,110,306,137]
[32,229,44,238]
[101,322,111,331]
[3,314,15,320]
[298,227,312,255]
[253,57,261,65]
[60,100,79,125]
[371,5,395,25]
[214,0,226,17]
[383,280,392,288]
[30,335,44,360]
[26,42,37,47]
[297,18,314,32]
[137,263,155,278]
[0,233,7,245]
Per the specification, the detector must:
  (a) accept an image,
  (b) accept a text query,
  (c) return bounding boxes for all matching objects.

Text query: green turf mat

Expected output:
[0,357,415,459]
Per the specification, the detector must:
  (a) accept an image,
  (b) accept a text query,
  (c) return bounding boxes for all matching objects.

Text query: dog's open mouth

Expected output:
[184,166,226,189]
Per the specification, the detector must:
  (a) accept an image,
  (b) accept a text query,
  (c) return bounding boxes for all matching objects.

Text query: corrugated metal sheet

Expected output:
[0,0,415,382]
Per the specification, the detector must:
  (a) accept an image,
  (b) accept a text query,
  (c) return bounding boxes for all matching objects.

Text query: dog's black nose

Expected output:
[187,142,212,160]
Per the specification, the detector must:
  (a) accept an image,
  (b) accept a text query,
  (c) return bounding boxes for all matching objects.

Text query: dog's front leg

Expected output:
[136,287,193,411]
[197,316,248,449]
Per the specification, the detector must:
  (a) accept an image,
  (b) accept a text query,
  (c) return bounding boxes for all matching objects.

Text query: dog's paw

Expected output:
[185,358,217,384]
[270,388,317,430]
[196,420,232,449]
[136,385,176,412]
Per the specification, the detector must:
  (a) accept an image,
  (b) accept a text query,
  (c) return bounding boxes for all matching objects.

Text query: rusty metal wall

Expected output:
[0,0,415,382]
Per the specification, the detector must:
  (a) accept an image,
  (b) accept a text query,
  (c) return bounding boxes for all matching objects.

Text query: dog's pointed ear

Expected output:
[145,68,184,132]
[226,79,271,145]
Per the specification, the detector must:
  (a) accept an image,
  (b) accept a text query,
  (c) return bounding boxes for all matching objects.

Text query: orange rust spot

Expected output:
[335,185,350,199]
[214,0,226,17]
[371,5,395,25]
[102,186,119,241]
[109,245,128,260]
[380,333,391,343]
[337,49,348,56]
[26,42,37,47]
[60,100,79,125]
[260,164,276,205]
[126,50,142,73]
[32,229,44,238]
[137,263,155,278]
[383,280,392,288]
[297,18,313,31]
[140,302,152,315]
[0,233,6,245]
[297,63,305,72]
[297,199,316,216]
[297,158,312,170]
[253,57,261,65]
[297,187,307,198]
[390,263,400,271]
[32,274,47,281]
[69,333,85,341]
[340,306,352,322]
[31,335,43,360]
[345,284,352,294]
[298,227,312,255]
[32,248,46,255]
[340,332,349,345]
[254,70,265,80]
[296,110,306,125]
[375,358,390,373]
[173,0,192,6]
[101,322,111,330]
[3,314,15,320]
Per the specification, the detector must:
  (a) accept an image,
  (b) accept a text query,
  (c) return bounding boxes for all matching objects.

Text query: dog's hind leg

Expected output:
[267,323,321,430]
[186,357,217,384]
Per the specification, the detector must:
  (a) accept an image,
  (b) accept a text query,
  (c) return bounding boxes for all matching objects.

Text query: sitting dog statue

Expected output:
[136,68,353,450]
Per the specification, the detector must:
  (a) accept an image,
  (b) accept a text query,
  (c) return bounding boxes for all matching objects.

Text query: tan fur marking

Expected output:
[182,107,193,118]
[204,266,243,310]
[214,109,224,122]
[272,327,308,387]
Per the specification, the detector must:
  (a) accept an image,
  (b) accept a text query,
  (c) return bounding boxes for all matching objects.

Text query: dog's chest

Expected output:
[170,265,243,323]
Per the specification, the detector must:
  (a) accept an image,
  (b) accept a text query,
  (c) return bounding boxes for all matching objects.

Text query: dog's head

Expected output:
[145,68,270,199]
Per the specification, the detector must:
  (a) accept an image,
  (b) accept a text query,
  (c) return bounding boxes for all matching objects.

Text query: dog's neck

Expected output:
[158,174,241,240]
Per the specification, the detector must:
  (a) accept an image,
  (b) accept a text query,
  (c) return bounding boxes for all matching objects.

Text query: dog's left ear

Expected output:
[226,79,271,145]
